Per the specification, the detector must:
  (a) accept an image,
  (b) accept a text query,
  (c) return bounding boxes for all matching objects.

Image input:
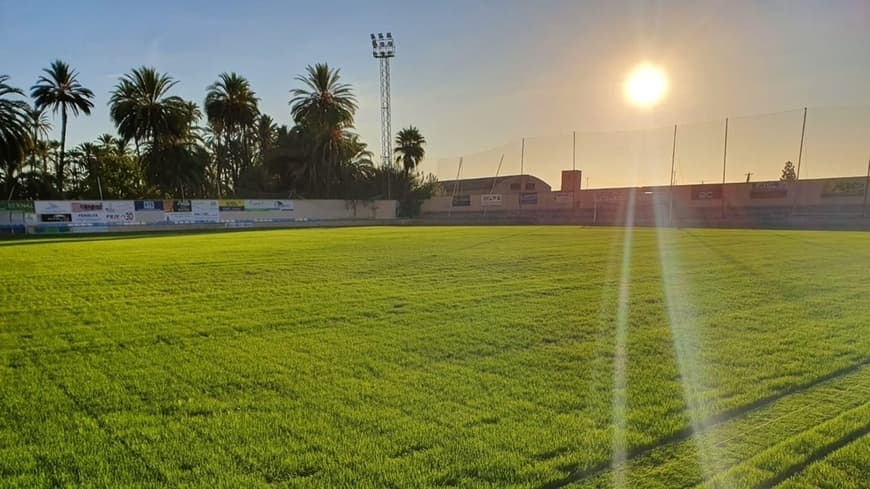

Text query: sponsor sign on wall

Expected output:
[219,199,245,211]
[244,200,294,211]
[134,200,164,211]
[35,201,72,214]
[821,180,865,197]
[70,201,105,223]
[168,200,192,212]
[750,182,788,199]
[104,201,136,224]
[0,201,35,212]
[691,184,723,200]
[452,194,471,207]
[519,192,538,205]
[192,200,219,222]
[164,199,193,222]
[481,194,503,207]
[40,213,71,222]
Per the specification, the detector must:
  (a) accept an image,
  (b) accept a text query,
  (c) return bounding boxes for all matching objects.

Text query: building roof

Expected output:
[437,174,548,193]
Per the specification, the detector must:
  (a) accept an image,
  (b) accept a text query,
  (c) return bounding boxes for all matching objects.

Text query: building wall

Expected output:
[422,177,868,215]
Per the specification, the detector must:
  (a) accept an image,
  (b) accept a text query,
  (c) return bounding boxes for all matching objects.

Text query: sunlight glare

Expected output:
[625,64,668,108]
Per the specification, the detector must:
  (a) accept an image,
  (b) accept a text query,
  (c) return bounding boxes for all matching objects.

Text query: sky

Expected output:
[2,0,869,187]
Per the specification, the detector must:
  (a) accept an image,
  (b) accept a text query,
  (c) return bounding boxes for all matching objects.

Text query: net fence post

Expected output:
[572,131,577,216]
[792,107,808,217]
[519,137,525,219]
[668,124,677,226]
[448,157,462,219]
[721,117,729,221]
[863,155,870,218]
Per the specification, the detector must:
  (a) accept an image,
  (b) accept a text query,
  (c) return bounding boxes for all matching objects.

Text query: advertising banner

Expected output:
[164,199,193,222]
[481,194,503,207]
[750,182,788,199]
[219,199,246,211]
[70,201,105,224]
[691,184,723,200]
[134,200,164,211]
[40,213,71,222]
[168,200,192,212]
[104,201,136,224]
[0,201,34,212]
[192,200,219,222]
[519,192,538,205]
[821,179,865,198]
[452,195,471,207]
[244,199,294,211]
[35,201,72,214]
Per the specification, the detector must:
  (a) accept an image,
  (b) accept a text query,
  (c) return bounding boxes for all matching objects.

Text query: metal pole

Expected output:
[489,154,505,195]
[519,138,525,215]
[792,107,808,216]
[520,137,525,182]
[485,154,505,217]
[863,156,870,218]
[572,131,576,171]
[669,124,677,226]
[572,131,577,213]
[721,117,729,218]
[593,193,598,225]
[796,107,807,180]
[448,157,462,218]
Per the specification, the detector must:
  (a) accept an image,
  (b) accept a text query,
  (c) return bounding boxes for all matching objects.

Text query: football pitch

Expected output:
[1,226,868,488]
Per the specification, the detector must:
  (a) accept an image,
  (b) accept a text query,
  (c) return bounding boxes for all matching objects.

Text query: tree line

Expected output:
[0,61,435,214]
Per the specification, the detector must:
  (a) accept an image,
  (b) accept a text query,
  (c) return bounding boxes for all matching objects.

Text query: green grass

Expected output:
[0,226,868,488]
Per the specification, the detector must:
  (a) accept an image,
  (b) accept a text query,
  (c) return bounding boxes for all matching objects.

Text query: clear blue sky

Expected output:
[2,0,869,185]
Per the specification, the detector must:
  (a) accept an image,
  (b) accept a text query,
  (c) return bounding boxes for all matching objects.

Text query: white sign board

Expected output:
[191,200,219,222]
[104,201,136,224]
[245,199,294,211]
[481,194,503,207]
[34,201,71,214]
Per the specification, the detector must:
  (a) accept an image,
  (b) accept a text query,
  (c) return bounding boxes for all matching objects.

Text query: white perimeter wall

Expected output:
[1,199,397,226]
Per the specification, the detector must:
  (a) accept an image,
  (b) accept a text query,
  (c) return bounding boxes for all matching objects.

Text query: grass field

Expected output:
[0,226,868,488]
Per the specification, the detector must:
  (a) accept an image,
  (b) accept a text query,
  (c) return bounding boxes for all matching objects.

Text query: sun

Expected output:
[625,64,668,108]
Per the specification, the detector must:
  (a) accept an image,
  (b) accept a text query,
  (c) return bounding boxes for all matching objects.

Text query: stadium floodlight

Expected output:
[369,32,397,198]
[371,31,396,59]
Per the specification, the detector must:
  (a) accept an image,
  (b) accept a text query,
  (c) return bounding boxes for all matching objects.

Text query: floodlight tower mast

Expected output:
[370,32,396,171]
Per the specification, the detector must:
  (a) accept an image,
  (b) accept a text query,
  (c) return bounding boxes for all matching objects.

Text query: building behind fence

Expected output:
[423,106,870,193]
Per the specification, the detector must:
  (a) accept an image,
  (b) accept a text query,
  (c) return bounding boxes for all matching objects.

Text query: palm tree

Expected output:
[289,64,357,129]
[1,76,31,191]
[31,60,94,193]
[26,105,53,174]
[394,126,426,176]
[110,68,206,197]
[0,75,30,162]
[289,64,358,196]
[28,105,52,142]
[254,113,277,165]
[205,73,259,195]
[109,67,188,152]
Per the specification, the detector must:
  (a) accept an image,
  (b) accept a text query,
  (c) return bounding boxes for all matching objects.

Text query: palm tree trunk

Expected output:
[58,105,67,196]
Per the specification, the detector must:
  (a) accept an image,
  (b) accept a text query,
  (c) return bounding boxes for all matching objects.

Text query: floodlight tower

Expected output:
[370,32,396,170]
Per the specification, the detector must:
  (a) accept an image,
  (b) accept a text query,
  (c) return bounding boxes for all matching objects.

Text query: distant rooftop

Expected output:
[437,174,549,193]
